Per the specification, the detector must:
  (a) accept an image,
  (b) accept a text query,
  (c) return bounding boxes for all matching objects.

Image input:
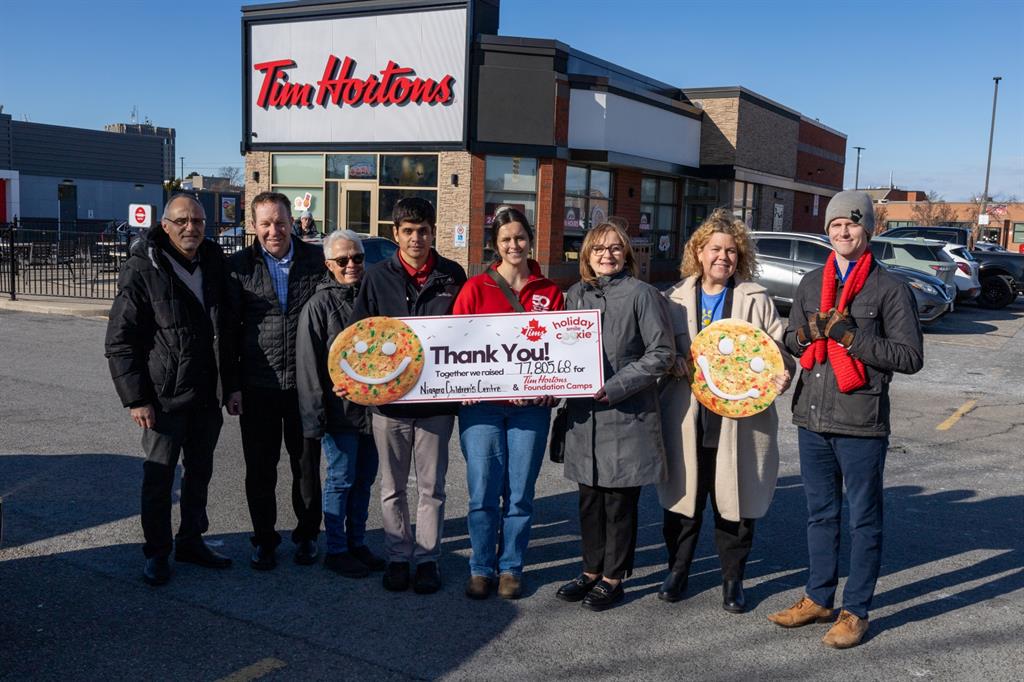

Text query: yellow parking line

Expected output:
[216,658,286,682]
[936,400,977,431]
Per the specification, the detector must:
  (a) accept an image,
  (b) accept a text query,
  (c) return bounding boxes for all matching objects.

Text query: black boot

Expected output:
[143,556,171,586]
[722,579,746,613]
[658,570,688,603]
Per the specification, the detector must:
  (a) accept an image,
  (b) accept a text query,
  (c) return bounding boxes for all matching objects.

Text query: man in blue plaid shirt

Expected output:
[224,192,327,571]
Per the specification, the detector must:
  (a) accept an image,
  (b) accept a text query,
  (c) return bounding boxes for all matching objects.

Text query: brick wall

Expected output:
[736,99,798,178]
[467,153,487,271]
[435,151,473,269]
[756,186,794,232]
[691,97,738,166]
[613,168,642,236]
[796,150,844,189]
[792,190,827,233]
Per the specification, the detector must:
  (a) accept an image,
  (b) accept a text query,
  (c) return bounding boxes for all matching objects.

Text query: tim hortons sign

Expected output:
[253,56,456,109]
[246,8,468,145]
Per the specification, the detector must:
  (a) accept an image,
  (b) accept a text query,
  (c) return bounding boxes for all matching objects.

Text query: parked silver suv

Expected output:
[750,231,953,323]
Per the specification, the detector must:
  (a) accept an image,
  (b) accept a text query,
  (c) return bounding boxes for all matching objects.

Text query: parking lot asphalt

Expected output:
[1,301,1022,681]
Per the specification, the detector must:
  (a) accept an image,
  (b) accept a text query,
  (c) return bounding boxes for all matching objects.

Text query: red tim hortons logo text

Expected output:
[253,56,456,109]
[520,319,547,343]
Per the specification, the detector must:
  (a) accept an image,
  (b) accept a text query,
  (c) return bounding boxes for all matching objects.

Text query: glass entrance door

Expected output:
[338,181,377,235]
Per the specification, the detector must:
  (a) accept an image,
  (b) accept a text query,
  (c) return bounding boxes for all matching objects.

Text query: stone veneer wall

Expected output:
[244,152,272,232]
[691,97,738,166]
[435,151,473,270]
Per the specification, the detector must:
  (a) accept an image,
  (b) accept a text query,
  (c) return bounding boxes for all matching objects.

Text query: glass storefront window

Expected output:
[326,154,377,180]
[380,155,438,187]
[685,178,718,202]
[273,187,325,222]
[271,154,324,186]
[732,181,759,229]
[641,175,679,260]
[378,189,438,227]
[484,156,539,262]
[563,165,616,261]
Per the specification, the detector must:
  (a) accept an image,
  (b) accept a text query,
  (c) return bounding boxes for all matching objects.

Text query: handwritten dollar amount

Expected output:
[516,359,575,375]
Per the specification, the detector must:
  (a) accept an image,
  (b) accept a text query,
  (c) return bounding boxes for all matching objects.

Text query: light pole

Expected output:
[853,146,865,190]
[180,156,185,183]
[980,76,1002,229]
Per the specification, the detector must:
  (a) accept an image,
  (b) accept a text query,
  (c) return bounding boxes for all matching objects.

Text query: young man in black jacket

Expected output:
[767,191,924,648]
[225,192,327,570]
[105,194,233,586]
[348,197,467,593]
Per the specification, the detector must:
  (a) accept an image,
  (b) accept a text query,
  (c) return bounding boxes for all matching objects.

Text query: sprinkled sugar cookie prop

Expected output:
[329,317,425,406]
[689,318,784,418]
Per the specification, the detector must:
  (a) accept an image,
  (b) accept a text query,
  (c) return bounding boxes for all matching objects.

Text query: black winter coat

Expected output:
[350,249,467,418]
[784,260,924,437]
[296,276,369,438]
[105,227,230,412]
[226,238,326,392]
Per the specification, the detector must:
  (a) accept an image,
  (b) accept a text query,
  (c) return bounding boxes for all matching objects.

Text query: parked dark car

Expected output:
[883,225,1021,309]
[750,231,953,323]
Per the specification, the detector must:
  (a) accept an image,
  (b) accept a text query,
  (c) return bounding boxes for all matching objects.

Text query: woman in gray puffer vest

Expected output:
[554,222,675,612]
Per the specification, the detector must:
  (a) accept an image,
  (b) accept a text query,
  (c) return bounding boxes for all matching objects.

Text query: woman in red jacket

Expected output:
[453,207,564,600]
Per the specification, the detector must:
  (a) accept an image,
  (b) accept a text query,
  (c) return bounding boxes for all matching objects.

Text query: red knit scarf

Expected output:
[800,251,873,393]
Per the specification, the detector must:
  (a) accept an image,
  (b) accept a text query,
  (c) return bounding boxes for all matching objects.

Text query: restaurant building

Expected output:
[241,0,846,283]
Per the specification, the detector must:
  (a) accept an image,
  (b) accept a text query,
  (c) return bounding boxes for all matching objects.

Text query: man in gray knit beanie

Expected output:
[822,190,875,239]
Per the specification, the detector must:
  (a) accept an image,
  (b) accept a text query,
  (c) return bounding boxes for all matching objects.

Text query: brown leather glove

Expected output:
[796,310,832,345]
[824,309,857,347]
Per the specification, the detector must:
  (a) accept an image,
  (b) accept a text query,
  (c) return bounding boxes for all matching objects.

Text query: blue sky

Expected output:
[2,0,1021,200]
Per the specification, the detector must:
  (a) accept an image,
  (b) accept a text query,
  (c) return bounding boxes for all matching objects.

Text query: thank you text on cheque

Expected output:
[399,310,604,403]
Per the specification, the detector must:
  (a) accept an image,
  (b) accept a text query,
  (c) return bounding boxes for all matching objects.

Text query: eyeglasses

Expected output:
[164,217,206,228]
[328,253,365,268]
[591,244,625,256]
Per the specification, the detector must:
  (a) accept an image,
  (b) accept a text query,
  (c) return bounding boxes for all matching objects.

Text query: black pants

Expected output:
[240,387,322,548]
[579,483,642,580]
[662,444,755,581]
[140,403,223,558]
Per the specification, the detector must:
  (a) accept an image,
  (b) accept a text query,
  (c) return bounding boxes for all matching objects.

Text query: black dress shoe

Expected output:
[294,539,319,566]
[143,556,171,586]
[175,540,232,569]
[657,570,688,603]
[350,545,386,571]
[383,561,411,591]
[324,552,370,578]
[555,573,600,602]
[250,544,277,571]
[582,580,625,612]
[722,579,746,613]
[413,561,442,594]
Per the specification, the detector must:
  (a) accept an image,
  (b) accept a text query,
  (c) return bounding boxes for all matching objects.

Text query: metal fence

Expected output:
[0,222,261,301]
[1,223,136,300]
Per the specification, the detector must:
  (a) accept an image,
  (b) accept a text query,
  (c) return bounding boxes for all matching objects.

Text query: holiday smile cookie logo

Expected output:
[551,315,596,345]
[328,317,425,405]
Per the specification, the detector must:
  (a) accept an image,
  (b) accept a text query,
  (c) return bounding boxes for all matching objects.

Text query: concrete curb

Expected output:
[0,298,110,319]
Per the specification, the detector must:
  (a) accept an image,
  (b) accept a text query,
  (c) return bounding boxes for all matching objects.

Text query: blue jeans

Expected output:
[798,427,888,619]
[321,431,378,555]
[458,403,550,578]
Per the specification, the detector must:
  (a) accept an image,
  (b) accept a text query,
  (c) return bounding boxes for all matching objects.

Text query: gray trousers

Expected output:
[372,413,454,563]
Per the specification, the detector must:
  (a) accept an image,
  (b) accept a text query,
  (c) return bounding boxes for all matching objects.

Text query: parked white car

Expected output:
[943,243,981,302]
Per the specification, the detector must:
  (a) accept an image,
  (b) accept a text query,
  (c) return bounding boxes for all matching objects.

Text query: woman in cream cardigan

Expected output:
[656,209,794,613]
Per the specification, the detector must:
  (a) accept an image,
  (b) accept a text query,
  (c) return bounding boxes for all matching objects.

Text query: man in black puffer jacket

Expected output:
[224,191,326,570]
[105,194,233,586]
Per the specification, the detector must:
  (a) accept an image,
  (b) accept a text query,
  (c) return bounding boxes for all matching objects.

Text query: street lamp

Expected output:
[853,146,866,190]
[980,76,1002,234]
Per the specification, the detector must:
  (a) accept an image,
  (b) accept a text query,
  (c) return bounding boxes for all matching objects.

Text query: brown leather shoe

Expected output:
[767,596,833,628]
[498,573,523,600]
[465,575,493,600]
[822,610,869,648]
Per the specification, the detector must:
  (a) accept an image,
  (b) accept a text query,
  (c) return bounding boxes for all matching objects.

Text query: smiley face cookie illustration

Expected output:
[328,317,425,406]
[689,319,784,418]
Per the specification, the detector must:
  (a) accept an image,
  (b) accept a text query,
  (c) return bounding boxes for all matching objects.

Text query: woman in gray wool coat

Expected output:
[554,221,675,612]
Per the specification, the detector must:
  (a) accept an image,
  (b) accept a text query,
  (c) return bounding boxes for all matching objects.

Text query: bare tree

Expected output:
[911,191,957,226]
[873,203,888,234]
[218,166,243,188]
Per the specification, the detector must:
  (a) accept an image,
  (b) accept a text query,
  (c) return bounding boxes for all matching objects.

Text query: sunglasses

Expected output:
[328,253,365,267]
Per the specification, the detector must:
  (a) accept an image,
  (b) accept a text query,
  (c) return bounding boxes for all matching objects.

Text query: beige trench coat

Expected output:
[655,277,795,522]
